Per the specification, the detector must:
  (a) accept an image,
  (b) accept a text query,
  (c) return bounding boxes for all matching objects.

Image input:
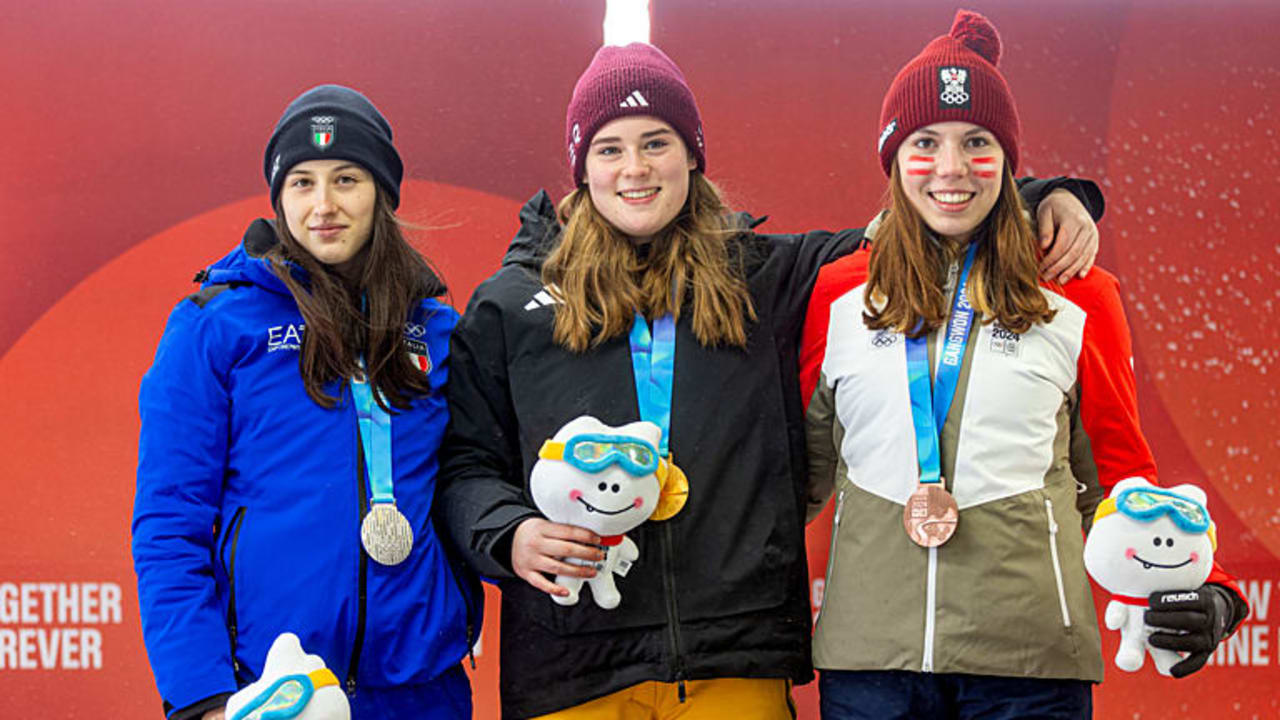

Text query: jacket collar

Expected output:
[502,189,768,272]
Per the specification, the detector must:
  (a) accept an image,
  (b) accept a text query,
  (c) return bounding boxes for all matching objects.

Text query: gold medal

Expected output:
[361,503,414,566]
[903,483,959,548]
[649,455,689,521]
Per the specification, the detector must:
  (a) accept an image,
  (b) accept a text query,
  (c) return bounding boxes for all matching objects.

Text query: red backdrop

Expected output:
[1,1,1276,716]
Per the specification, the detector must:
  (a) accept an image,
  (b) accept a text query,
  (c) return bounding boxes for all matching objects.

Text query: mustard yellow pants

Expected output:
[530,677,795,720]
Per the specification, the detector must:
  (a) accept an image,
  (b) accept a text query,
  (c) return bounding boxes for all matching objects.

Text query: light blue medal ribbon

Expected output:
[628,314,676,457]
[351,368,393,504]
[352,359,413,565]
[905,241,979,484]
[629,313,689,521]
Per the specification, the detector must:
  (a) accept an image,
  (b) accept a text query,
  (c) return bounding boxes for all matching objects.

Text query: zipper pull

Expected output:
[345,675,357,697]
[229,625,239,673]
[677,678,687,703]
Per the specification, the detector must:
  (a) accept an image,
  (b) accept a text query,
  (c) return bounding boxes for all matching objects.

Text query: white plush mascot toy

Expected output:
[531,415,684,609]
[225,633,350,720]
[1084,478,1216,675]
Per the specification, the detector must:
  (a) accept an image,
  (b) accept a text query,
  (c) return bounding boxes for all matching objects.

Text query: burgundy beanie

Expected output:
[876,10,1021,176]
[565,43,706,186]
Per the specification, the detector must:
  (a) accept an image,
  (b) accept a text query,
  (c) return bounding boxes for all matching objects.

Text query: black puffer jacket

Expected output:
[438,191,856,716]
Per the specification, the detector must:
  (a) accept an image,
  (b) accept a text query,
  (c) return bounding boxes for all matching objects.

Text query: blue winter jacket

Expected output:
[132,220,478,719]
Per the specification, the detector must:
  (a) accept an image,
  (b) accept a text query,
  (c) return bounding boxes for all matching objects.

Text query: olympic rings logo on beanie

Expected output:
[876,10,1022,177]
[565,43,706,186]
[264,85,405,209]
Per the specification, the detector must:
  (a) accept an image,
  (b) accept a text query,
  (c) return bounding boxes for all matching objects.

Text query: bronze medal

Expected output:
[903,482,959,548]
[361,503,414,566]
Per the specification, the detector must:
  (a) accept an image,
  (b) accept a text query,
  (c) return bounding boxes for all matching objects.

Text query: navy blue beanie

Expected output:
[264,85,404,209]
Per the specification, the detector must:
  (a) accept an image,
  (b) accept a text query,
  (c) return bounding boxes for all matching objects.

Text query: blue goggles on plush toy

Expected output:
[1095,487,1212,534]
[230,668,339,720]
[538,433,660,477]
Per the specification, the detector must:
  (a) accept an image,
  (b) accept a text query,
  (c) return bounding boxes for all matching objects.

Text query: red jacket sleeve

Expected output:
[1067,269,1245,611]
[801,247,872,410]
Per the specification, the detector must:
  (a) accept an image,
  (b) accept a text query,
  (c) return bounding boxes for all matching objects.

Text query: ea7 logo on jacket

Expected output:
[268,323,305,352]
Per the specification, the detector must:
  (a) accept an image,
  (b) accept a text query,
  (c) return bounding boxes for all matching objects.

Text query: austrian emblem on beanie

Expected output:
[877,9,1021,176]
[938,67,970,109]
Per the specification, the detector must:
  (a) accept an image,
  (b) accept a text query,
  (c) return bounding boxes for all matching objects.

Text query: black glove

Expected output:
[1145,584,1243,678]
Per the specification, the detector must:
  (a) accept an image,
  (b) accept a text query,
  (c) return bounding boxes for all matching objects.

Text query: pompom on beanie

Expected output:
[876,10,1021,176]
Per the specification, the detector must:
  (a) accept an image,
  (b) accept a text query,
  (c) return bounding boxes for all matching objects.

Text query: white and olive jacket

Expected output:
[799,220,1238,682]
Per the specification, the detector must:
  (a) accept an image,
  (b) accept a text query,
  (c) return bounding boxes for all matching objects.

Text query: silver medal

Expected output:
[360,503,414,566]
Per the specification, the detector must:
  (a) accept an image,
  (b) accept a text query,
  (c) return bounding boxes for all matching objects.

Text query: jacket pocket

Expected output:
[1044,499,1071,628]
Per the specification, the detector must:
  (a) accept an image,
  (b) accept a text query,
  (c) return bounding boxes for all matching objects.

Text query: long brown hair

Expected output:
[542,172,756,352]
[267,187,443,410]
[864,162,1055,337]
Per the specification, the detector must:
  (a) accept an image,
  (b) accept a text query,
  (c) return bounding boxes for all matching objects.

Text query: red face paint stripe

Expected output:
[907,155,934,163]
[906,169,932,175]
[972,157,997,164]
[973,170,997,178]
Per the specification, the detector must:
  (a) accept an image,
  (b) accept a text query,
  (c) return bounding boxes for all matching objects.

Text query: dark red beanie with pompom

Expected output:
[876,10,1021,176]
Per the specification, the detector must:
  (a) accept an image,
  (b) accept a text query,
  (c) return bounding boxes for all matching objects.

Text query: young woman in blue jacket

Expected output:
[132,85,478,720]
